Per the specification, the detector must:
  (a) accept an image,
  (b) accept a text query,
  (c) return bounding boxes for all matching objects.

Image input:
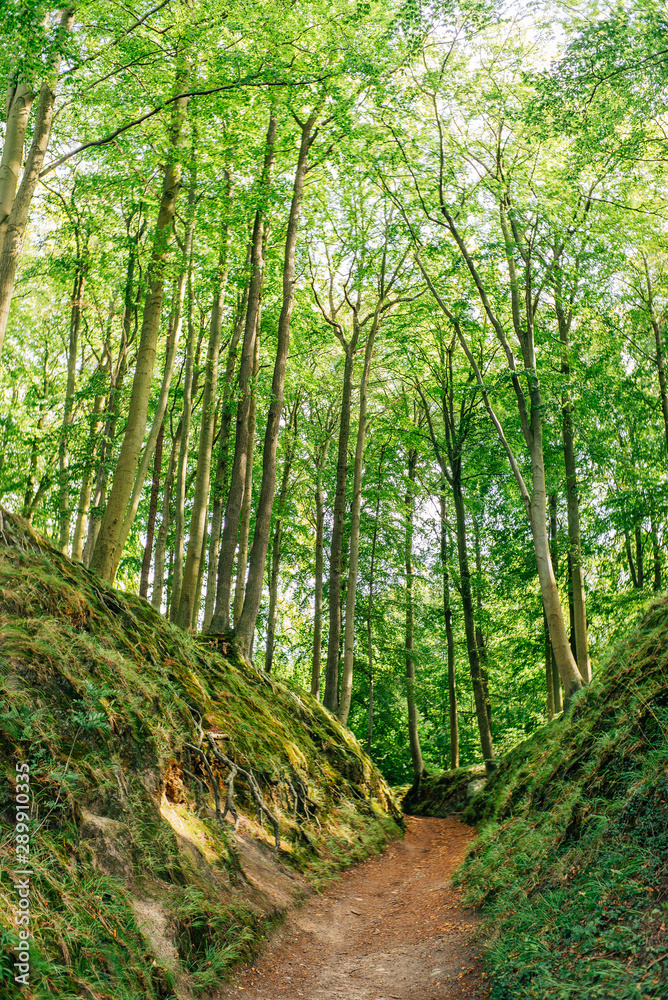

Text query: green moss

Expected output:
[0,509,402,999]
[448,598,668,1000]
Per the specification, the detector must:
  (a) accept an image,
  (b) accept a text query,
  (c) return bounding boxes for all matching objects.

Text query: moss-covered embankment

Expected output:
[0,508,402,1000]
[405,601,668,999]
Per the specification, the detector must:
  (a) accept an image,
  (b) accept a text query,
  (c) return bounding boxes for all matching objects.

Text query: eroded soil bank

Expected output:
[218,815,488,1000]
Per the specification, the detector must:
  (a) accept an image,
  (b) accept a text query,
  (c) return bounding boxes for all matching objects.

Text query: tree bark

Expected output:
[311,427,333,699]
[89,62,190,581]
[151,420,181,611]
[203,275,249,630]
[0,10,74,359]
[440,493,458,769]
[0,83,35,243]
[232,316,261,626]
[72,369,107,562]
[557,305,591,682]
[405,446,425,788]
[209,111,277,635]
[57,264,86,553]
[176,205,231,630]
[635,523,644,590]
[264,399,299,672]
[235,113,318,660]
[338,313,381,724]
[323,347,355,711]
[139,422,164,599]
[170,264,198,620]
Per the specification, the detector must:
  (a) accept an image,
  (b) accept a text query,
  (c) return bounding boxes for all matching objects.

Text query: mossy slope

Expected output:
[0,509,401,1000]
[414,598,668,999]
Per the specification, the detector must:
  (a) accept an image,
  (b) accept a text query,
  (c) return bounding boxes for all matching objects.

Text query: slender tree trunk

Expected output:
[624,529,638,588]
[366,492,381,754]
[170,268,197,620]
[557,314,591,682]
[203,276,249,630]
[115,248,190,558]
[323,347,355,712]
[452,476,496,774]
[72,372,107,562]
[635,523,644,590]
[643,257,668,460]
[176,203,231,630]
[405,446,425,788]
[440,493,458,769]
[547,493,563,713]
[139,422,164,599]
[338,313,381,725]
[235,113,318,659]
[473,518,492,730]
[311,433,332,699]
[0,10,74,359]
[650,511,661,592]
[57,265,85,553]
[232,317,261,626]
[151,420,181,611]
[264,400,299,672]
[89,64,190,581]
[209,112,277,635]
[545,612,555,720]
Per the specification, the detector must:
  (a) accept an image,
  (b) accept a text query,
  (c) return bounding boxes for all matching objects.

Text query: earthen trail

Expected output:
[218,815,489,1000]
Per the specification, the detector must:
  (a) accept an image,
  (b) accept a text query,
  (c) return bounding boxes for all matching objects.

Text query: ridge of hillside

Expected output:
[405,598,668,999]
[0,508,402,1000]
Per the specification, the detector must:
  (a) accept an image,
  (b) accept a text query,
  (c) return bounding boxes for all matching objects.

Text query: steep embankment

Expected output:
[406,603,668,999]
[0,509,401,1000]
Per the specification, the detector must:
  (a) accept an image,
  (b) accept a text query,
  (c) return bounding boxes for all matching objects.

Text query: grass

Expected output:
[0,509,402,999]
[444,599,668,1000]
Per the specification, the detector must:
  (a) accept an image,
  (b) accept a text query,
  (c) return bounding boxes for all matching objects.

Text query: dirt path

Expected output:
[218,816,489,1000]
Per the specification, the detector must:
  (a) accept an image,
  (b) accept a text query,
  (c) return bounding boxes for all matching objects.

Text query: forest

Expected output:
[1,0,668,789]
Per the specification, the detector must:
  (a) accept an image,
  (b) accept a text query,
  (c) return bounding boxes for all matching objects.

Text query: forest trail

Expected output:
[218,816,488,1000]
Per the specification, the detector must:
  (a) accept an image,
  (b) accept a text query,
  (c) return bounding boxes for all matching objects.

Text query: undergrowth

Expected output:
[451,598,668,1000]
[0,510,402,1000]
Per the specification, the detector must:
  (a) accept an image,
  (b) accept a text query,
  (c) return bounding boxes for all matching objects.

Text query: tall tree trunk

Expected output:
[72,370,107,562]
[405,446,425,789]
[545,612,555,721]
[208,112,277,635]
[235,113,318,660]
[264,399,299,672]
[139,422,164,599]
[57,264,86,553]
[151,420,181,611]
[338,312,381,725]
[311,432,332,699]
[650,510,661,592]
[170,268,198,620]
[366,490,381,754]
[624,529,638,588]
[115,242,191,559]
[176,205,230,630]
[557,310,591,682]
[0,83,35,242]
[440,493,458,770]
[635,523,644,590]
[232,317,261,626]
[89,63,190,581]
[643,256,668,460]
[548,493,563,713]
[473,518,492,730]
[203,276,249,630]
[452,476,496,775]
[323,347,355,712]
[0,10,74,359]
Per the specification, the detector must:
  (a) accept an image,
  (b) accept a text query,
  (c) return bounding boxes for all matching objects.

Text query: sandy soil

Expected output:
[217,815,489,1000]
